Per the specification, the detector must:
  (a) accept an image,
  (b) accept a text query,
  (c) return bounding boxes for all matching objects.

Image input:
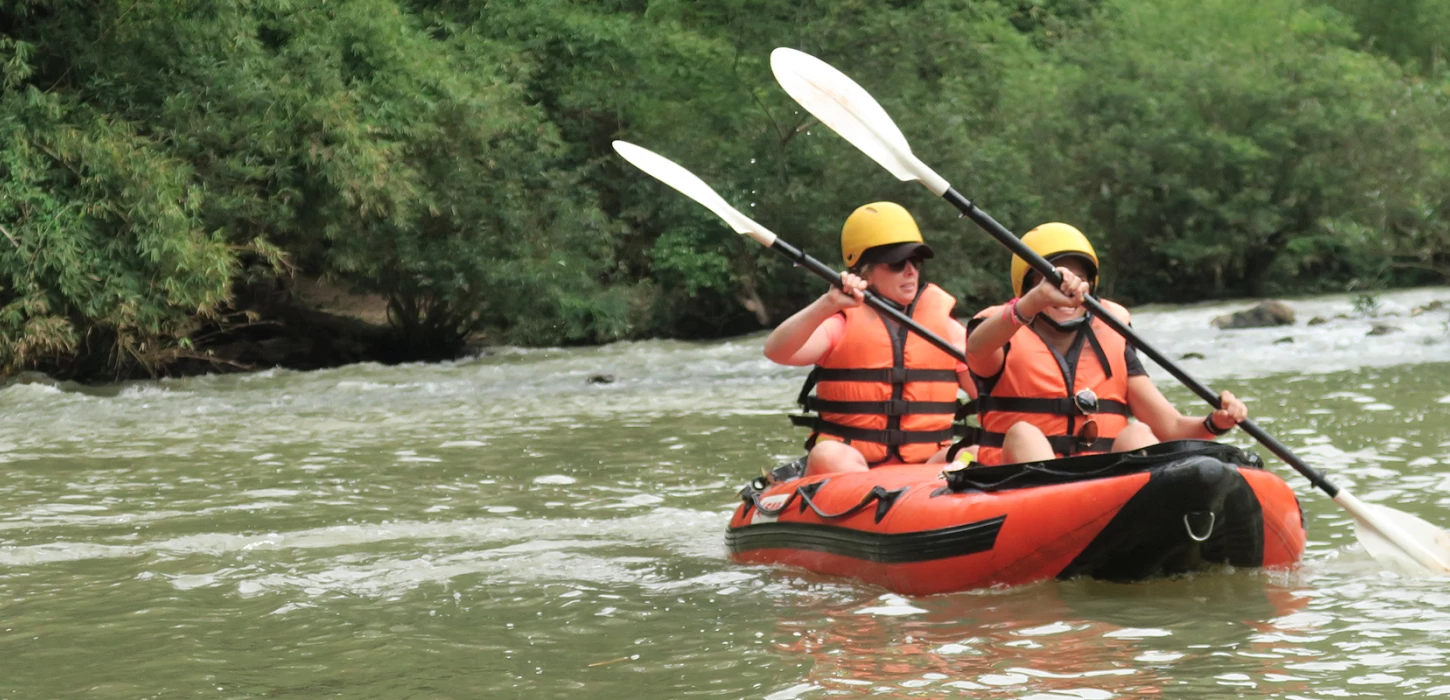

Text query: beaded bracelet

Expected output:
[1003,297,1032,327]
[1013,301,1033,325]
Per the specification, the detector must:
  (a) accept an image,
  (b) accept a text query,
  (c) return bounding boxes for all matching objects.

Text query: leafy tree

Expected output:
[1322,0,1450,77]
[0,89,234,377]
[997,0,1438,301]
[3,0,1450,378]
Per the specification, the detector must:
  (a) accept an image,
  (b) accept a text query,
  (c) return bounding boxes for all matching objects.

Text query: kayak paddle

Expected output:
[611,140,969,365]
[769,46,1450,576]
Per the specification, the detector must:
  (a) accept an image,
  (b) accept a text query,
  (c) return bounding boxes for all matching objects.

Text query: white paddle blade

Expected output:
[612,141,777,247]
[1336,491,1450,576]
[770,48,950,196]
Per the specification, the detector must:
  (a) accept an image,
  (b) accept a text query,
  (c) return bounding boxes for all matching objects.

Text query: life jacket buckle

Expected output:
[890,367,909,384]
[885,399,909,416]
[884,429,906,445]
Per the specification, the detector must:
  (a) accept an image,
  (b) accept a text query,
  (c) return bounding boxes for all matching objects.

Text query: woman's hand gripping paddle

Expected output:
[769,47,1450,576]
[611,141,968,365]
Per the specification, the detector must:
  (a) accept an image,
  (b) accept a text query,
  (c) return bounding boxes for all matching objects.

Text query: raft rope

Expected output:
[744,480,907,524]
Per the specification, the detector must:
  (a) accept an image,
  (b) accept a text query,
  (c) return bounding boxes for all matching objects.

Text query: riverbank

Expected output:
[13,274,426,384]
[9,284,1449,386]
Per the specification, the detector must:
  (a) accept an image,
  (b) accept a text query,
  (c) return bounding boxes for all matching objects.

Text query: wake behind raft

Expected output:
[727,441,1306,594]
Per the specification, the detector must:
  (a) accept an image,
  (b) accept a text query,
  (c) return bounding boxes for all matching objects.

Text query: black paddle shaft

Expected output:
[939,188,1338,497]
[768,239,967,364]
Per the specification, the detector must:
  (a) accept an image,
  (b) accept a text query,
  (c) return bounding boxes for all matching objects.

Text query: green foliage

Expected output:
[3,0,629,372]
[0,88,233,375]
[1322,0,1450,76]
[452,0,1038,334]
[1352,292,1382,317]
[996,0,1447,302]
[2,0,1450,377]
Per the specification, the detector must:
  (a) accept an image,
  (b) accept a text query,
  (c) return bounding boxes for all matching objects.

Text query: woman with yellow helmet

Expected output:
[764,202,976,475]
[965,223,1248,466]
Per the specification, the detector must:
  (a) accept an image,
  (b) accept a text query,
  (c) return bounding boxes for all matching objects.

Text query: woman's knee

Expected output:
[1113,422,1159,452]
[1002,421,1054,463]
[1004,421,1046,442]
[806,441,869,475]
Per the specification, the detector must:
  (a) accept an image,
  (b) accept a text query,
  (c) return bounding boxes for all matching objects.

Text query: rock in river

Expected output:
[1211,300,1296,329]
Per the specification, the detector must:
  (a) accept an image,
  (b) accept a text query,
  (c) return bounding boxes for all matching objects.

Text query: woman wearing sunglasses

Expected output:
[764,202,976,476]
[965,223,1248,466]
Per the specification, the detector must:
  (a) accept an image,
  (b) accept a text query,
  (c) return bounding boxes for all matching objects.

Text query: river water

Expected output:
[3,288,1450,698]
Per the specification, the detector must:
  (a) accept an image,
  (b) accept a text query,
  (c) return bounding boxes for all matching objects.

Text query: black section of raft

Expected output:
[725,516,1006,563]
[729,441,1281,578]
[1060,448,1267,580]
[940,440,1263,492]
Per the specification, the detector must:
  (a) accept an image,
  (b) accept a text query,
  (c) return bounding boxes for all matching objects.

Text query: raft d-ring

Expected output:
[1183,511,1216,542]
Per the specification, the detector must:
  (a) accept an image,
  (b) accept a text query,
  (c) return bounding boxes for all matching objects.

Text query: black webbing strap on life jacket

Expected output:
[955,399,977,421]
[791,366,966,446]
[795,411,981,436]
[802,362,965,412]
[946,398,981,460]
[976,430,1115,455]
[973,396,1130,416]
[811,368,960,384]
[809,420,958,446]
[802,397,958,416]
[794,368,959,415]
[794,367,822,409]
[1082,325,1113,380]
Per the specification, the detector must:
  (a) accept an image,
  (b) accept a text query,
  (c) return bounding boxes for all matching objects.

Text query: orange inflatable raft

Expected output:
[727,441,1305,594]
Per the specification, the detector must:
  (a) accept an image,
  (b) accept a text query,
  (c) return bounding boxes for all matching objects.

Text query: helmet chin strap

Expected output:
[1036,310,1093,332]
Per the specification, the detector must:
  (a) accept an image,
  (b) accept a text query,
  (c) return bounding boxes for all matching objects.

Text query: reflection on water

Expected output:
[1,287,1449,697]
[774,576,1311,697]
[774,573,1450,698]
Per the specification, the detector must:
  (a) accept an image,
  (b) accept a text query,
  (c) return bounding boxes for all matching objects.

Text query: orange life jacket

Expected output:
[794,284,964,464]
[972,301,1132,466]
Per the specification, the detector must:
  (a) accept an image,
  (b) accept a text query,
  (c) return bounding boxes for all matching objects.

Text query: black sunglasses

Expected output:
[886,256,926,273]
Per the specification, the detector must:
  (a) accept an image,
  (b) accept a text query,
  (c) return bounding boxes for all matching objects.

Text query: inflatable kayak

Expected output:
[726,441,1306,594]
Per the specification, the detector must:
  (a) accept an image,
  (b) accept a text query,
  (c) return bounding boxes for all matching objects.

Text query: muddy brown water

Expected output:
[3,289,1450,698]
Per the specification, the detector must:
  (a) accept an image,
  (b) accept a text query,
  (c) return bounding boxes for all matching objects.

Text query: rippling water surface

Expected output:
[4,288,1450,698]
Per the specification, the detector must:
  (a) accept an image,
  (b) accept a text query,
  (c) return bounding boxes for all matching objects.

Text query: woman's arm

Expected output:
[763,271,865,366]
[966,266,1089,377]
[1126,375,1248,440]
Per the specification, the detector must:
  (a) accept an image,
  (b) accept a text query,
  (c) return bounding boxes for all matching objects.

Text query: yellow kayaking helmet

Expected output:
[1011,222,1099,297]
[841,202,933,268]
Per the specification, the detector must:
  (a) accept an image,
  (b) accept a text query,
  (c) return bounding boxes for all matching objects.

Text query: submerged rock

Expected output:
[1211,300,1296,329]
[1411,300,1446,316]
[14,371,58,386]
[1180,352,1206,360]
[587,374,616,385]
[1273,336,1295,344]
[1367,324,1402,336]
[1307,316,1329,326]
